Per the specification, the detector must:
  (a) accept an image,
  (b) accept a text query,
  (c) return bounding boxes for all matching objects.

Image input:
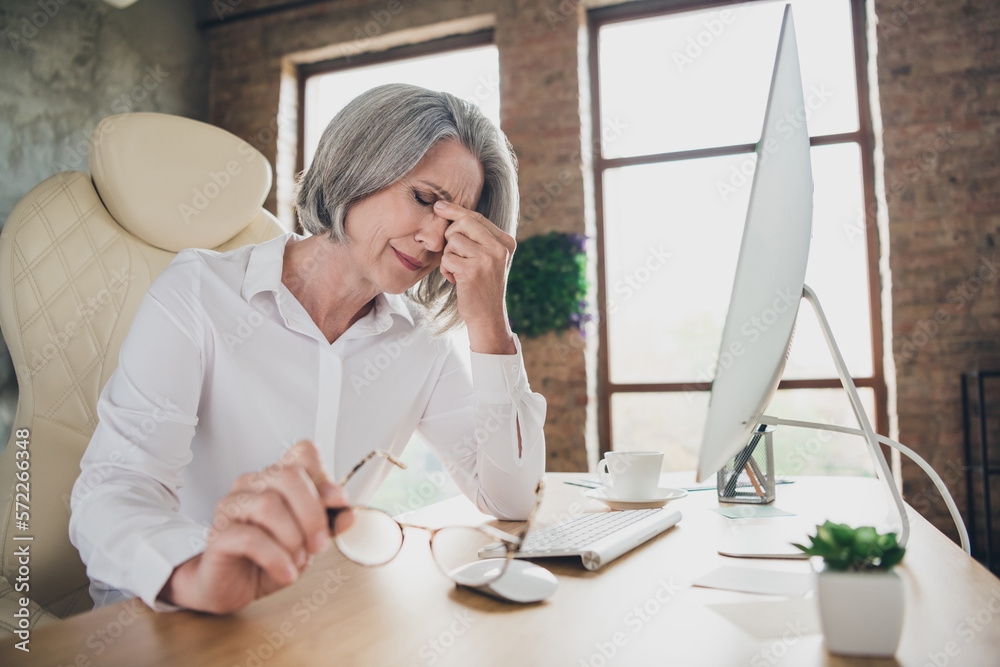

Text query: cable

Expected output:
[759,415,971,555]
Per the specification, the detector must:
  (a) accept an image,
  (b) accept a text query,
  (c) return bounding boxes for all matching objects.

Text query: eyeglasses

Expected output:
[326,450,544,588]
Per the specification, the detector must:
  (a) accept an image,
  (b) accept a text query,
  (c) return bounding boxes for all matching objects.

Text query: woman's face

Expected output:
[342,139,484,295]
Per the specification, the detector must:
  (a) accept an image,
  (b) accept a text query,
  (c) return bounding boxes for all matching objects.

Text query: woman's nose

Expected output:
[415,214,448,253]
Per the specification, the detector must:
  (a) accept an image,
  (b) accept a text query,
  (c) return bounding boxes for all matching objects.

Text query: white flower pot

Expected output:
[816,569,904,657]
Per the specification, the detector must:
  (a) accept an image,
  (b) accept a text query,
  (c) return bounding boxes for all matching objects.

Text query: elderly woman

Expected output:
[68,84,546,614]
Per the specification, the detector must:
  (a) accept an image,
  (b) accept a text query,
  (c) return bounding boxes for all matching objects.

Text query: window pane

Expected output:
[612,392,708,471]
[304,45,500,169]
[786,143,873,378]
[604,155,752,385]
[598,0,858,159]
[611,388,877,477]
[767,388,877,477]
[368,434,461,515]
[605,145,873,384]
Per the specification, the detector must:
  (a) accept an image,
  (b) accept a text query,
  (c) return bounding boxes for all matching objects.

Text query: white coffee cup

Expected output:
[597,451,664,501]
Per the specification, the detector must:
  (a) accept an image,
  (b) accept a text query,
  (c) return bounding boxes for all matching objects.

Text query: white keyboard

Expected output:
[483,508,682,571]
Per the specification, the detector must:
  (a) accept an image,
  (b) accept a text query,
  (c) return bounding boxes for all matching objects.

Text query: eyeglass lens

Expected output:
[332,509,511,586]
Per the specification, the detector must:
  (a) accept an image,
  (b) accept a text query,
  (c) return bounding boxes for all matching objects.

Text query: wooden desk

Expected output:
[4,474,999,666]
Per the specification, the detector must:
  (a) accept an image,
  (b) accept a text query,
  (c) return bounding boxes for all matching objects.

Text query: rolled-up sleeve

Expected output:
[416,334,546,520]
[69,277,208,611]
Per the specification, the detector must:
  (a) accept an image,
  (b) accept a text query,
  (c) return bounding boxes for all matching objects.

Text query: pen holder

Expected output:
[717,428,776,504]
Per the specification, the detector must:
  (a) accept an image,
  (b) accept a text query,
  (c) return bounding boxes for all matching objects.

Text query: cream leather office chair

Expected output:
[0,112,284,639]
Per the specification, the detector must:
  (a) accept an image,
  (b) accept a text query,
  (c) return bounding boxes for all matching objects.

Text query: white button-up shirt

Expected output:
[68,232,546,610]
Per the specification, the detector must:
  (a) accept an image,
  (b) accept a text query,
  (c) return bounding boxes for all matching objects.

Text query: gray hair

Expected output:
[294,83,519,334]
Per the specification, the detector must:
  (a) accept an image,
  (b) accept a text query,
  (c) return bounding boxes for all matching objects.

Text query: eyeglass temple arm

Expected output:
[328,451,407,532]
[338,450,407,487]
[512,479,545,543]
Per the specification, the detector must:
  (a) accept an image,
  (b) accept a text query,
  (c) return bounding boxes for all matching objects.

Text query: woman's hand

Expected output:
[434,199,517,355]
[157,440,351,614]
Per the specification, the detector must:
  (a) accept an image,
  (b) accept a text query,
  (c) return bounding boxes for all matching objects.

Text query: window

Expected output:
[590,0,885,476]
[297,33,500,511]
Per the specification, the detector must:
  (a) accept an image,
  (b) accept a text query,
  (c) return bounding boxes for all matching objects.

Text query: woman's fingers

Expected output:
[434,200,516,254]
[282,440,343,504]
[227,440,347,560]
[210,523,301,588]
[219,488,311,563]
[232,464,331,554]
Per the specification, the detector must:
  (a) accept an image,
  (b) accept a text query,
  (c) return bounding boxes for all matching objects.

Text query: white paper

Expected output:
[706,597,821,639]
[692,566,814,597]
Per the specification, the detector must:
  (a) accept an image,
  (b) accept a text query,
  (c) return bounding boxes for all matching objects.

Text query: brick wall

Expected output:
[875,0,1000,548]
[874,0,1000,546]
[202,0,1000,539]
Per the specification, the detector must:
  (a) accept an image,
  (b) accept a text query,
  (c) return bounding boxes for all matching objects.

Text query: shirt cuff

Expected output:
[469,333,529,405]
[130,523,210,611]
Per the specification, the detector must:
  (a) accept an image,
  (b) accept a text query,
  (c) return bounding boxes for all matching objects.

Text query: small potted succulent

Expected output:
[793,521,906,657]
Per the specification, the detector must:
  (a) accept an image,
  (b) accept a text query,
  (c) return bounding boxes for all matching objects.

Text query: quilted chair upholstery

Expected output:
[0,112,284,639]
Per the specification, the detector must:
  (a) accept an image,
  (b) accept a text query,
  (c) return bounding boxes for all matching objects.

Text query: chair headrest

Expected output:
[88,113,273,252]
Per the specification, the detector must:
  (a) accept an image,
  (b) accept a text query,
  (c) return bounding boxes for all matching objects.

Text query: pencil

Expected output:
[745,462,765,497]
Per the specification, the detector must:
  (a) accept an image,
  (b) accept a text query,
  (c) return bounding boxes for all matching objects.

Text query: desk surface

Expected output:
[3,473,999,666]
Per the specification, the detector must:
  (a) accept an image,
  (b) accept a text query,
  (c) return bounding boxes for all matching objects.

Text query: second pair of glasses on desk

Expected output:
[326,450,557,603]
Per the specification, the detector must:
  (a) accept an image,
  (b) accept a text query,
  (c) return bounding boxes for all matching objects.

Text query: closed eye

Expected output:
[413,190,437,207]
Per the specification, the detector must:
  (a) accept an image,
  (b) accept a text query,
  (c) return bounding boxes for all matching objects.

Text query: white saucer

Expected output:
[585,487,688,510]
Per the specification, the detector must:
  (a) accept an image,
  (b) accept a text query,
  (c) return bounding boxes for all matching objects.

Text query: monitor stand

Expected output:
[719,284,970,558]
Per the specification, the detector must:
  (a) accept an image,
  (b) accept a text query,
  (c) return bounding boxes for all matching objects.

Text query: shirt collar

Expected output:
[240,232,416,332]
[241,232,299,303]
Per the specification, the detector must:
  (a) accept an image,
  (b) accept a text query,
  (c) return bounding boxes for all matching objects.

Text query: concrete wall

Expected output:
[0,0,210,451]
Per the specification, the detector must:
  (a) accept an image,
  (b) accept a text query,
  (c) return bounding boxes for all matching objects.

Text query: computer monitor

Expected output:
[692,6,971,553]
[695,4,813,484]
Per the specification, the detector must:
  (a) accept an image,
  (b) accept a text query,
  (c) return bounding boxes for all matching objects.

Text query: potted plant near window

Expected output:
[793,521,906,657]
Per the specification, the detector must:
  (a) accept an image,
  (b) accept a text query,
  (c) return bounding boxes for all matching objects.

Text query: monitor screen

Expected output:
[696,5,814,482]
